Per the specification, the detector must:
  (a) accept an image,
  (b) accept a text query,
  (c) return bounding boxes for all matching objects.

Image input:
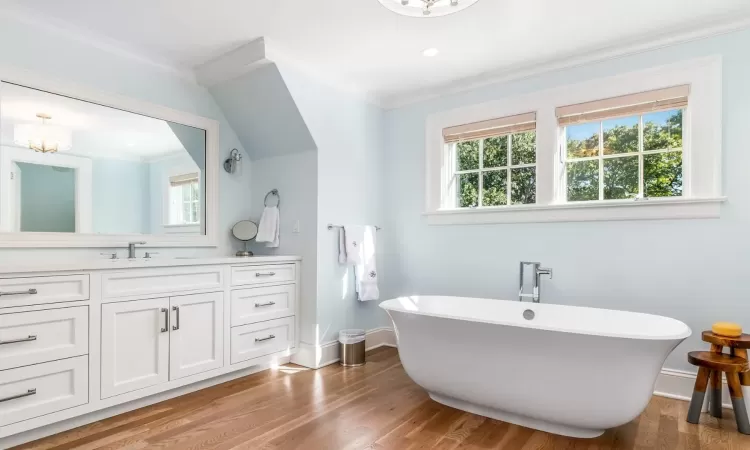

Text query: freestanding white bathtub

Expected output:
[380,296,691,438]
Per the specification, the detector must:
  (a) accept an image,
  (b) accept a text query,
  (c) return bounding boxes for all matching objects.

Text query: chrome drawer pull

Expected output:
[172,306,180,331]
[254,301,276,308]
[0,388,36,403]
[0,335,37,345]
[161,308,169,333]
[255,334,276,342]
[0,289,38,297]
[255,272,276,277]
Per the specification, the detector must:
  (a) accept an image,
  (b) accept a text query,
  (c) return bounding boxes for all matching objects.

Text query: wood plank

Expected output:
[12,348,750,450]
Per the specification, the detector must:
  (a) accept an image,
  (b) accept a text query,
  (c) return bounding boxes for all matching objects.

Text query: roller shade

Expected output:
[443,112,536,144]
[556,85,689,126]
[169,173,199,187]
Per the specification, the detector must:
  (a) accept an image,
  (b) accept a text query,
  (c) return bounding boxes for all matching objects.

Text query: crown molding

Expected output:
[194,37,383,107]
[0,9,197,84]
[378,16,750,109]
[4,6,748,111]
[265,40,383,107]
[194,38,272,87]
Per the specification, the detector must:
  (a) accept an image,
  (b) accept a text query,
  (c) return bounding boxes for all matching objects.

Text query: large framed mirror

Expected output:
[0,72,218,247]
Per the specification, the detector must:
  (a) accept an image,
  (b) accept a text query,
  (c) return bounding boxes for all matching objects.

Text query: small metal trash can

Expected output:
[339,329,366,367]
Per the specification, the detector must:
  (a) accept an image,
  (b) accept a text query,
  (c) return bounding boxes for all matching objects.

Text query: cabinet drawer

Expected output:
[101,266,224,300]
[0,275,89,309]
[0,356,88,427]
[231,264,295,287]
[0,306,88,371]
[231,317,294,364]
[231,285,295,326]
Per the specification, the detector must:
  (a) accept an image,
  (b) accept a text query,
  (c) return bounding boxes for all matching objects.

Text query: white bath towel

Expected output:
[340,225,379,301]
[339,225,362,265]
[256,206,279,248]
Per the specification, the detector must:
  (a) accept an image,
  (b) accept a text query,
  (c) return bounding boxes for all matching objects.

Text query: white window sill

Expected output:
[425,197,726,225]
[162,223,201,234]
[163,223,200,228]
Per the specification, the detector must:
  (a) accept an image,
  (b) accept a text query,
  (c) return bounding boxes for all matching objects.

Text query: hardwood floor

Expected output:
[13,347,750,449]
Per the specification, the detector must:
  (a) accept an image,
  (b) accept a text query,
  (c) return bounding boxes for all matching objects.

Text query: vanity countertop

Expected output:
[0,255,302,275]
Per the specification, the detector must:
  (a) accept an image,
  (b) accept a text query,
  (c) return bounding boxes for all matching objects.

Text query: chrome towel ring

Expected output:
[264,189,280,207]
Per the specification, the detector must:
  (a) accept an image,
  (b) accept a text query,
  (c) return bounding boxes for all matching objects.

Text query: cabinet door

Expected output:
[101,298,170,399]
[169,292,223,380]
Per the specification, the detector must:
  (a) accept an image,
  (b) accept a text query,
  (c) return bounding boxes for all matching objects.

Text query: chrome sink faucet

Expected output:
[519,261,553,303]
[127,241,146,259]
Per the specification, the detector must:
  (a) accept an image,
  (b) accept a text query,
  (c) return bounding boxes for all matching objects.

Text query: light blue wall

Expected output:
[0,14,250,258]
[383,28,750,372]
[207,64,320,346]
[249,151,318,345]
[92,159,150,234]
[167,122,207,171]
[209,64,316,159]
[279,65,391,344]
[17,162,75,233]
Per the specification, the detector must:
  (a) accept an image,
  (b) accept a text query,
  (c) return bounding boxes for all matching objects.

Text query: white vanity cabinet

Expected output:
[168,292,223,381]
[100,297,171,398]
[100,291,224,398]
[0,256,300,445]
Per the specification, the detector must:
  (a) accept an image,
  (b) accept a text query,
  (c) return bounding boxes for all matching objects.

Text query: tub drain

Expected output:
[523,309,535,320]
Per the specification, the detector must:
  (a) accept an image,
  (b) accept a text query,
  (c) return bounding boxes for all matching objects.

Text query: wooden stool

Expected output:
[687,351,750,434]
[702,331,750,417]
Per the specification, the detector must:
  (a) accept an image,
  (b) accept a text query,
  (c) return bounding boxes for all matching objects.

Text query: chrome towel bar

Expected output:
[327,224,381,231]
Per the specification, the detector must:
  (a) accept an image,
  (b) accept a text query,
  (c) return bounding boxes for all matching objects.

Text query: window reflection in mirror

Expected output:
[0,82,206,235]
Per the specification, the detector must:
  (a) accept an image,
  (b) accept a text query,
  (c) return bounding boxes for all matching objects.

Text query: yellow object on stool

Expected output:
[712,322,743,338]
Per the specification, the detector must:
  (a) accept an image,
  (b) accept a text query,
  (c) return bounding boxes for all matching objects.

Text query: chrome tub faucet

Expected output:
[519,261,553,303]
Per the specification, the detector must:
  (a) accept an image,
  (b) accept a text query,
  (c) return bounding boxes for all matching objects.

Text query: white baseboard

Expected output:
[292,327,397,369]
[654,368,730,408]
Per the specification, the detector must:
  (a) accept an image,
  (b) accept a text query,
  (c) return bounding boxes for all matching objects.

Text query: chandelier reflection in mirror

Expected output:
[13,113,73,153]
[377,0,480,17]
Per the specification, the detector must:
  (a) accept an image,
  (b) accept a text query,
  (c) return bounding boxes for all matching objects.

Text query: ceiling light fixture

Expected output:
[423,48,440,57]
[13,113,73,153]
[378,0,480,17]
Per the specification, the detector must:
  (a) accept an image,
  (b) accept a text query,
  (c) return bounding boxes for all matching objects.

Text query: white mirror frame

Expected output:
[0,66,219,248]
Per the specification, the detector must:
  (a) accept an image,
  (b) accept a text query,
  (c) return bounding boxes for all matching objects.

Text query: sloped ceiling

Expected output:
[208,63,316,160]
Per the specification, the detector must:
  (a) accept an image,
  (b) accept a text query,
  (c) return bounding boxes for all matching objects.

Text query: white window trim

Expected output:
[424,56,725,225]
[161,164,202,227]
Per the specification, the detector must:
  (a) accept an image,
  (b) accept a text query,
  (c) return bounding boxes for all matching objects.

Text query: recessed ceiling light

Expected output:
[423,48,439,57]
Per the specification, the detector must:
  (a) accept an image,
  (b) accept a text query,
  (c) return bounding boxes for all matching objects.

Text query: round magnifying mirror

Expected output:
[232,220,258,257]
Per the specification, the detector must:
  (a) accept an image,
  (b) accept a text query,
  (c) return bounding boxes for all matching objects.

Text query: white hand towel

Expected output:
[256,206,280,248]
[342,225,363,265]
[341,225,379,301]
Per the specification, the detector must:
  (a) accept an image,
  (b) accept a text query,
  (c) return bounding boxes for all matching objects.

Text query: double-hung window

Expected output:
[444,112,537,208]
[168,172,200,225]
[426,58,723,224]
[557,86,688,202]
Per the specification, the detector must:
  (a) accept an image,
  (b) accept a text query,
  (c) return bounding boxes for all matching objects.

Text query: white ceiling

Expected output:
[0,82,189,160]
[3,0,750,107]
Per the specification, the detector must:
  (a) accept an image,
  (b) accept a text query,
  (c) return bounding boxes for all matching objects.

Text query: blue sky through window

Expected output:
[644,109,680,126]
[603,115,638,130]
[566,122,598,141]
